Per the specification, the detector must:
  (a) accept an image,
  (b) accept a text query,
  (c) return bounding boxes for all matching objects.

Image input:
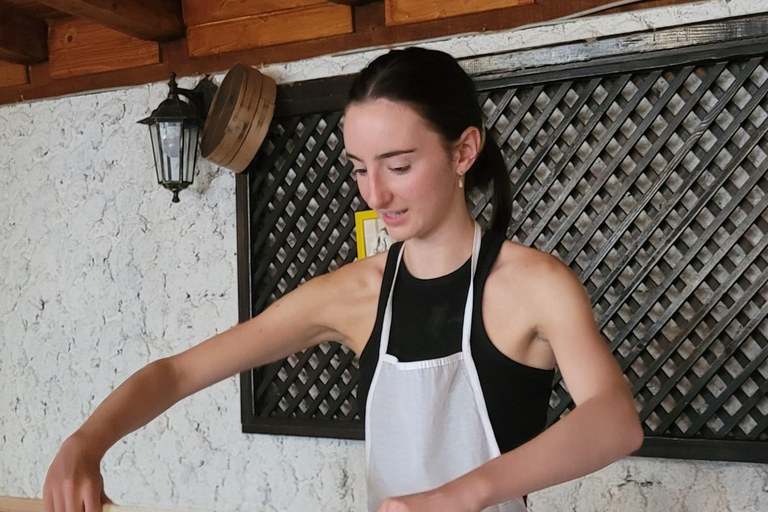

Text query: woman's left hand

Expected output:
[376,485,479,512]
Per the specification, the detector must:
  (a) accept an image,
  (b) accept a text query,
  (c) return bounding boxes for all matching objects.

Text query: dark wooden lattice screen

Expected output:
[236,19,768,462]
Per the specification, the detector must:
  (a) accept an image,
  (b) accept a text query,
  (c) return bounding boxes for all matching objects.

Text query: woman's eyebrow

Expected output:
[346,149,416,162]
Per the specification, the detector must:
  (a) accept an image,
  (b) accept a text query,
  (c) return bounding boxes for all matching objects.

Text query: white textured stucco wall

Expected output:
[1,1,767,510]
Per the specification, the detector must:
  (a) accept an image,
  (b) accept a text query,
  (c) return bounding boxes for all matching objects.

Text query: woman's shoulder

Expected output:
[481,239,564,370]
[312,248,391,353]
[489,239,580,297]
[306,248,390,312]
[332,247,390,292]
[493,239,562,275]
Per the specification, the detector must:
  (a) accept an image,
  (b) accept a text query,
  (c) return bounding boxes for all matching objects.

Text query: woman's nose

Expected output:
[365,170,392,209]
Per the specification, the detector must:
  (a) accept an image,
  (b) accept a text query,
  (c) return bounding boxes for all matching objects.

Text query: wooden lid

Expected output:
[200,63,276,173]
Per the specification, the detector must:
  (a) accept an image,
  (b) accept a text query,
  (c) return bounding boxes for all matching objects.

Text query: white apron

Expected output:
[365,221,528,512]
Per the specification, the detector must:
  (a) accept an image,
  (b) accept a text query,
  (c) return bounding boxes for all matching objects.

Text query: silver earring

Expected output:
[458,175,464,188]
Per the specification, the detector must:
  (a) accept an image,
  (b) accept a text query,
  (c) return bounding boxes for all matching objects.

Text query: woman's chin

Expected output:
[380,224,403,240]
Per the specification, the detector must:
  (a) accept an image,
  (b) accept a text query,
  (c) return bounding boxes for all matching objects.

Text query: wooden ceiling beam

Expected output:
[0,6,47,64]
[37,0,184,41]
[0,61,29,87]
[0,0,708,105]
[186,4,353,58]
[387,0,534,26]
[326,0,380,5]
[48,18,160,79]
[182,0,327,26]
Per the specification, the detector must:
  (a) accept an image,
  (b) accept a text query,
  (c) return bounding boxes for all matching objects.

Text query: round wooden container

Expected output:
[200,64,249,164]
[200,63,276,173]
[228,73,277,172]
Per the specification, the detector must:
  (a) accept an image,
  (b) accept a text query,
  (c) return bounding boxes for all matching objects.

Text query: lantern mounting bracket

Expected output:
[174,74,217,121]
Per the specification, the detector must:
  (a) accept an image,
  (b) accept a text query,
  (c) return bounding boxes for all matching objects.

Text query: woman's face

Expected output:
[343,98,461,241]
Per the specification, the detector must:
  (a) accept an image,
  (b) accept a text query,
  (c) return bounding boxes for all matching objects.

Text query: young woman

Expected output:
[44,47,643,512]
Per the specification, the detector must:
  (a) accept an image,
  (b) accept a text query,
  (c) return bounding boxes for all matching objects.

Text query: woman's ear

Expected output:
[453,125,483,176]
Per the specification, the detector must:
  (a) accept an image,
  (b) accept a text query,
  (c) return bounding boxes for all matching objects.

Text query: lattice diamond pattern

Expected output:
[247,56,768,443]
[250,112,362,421]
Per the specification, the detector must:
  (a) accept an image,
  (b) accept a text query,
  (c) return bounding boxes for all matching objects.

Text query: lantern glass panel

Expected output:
[148,123,164,184]
[159,121,182,183]
[182,123,200,184]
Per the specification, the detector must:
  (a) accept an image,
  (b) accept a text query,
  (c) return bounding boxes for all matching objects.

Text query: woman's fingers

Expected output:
[83,483,102,512]
[44,434,107,512]
[51,490,64,512]
[63,485,84,512]
[43,484,55,512]
[53,493,64,512]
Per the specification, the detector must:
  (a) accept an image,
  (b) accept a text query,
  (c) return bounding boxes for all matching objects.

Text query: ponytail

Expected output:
[466,133,512,235]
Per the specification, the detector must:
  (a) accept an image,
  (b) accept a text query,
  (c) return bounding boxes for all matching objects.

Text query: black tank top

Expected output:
[358,229,555,454]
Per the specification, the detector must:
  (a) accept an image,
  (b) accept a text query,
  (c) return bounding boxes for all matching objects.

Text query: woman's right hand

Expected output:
[43,433,113,512]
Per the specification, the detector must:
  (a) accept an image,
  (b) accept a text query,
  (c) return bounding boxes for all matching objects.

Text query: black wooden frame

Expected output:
[237,15,768,463]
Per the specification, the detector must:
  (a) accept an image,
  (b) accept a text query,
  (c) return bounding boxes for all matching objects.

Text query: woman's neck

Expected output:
[402,212,476,279]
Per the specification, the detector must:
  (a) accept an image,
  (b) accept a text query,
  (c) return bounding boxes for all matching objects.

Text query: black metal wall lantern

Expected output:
[138,72,217,203]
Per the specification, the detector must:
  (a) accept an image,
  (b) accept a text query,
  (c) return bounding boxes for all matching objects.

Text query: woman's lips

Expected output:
[380,209,408,226]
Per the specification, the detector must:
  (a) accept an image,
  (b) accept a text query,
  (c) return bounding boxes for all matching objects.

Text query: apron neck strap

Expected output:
[379,221,482,358]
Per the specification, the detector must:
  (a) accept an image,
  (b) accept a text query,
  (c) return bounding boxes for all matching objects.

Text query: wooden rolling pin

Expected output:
[0,497,214,512]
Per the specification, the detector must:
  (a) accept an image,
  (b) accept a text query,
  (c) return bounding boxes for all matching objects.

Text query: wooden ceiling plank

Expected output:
[48,18,160,79]
[0,0,72,22]
[182,0,326,26]
[0,61,29,87]
[327,0,380,5]
[186,3,353,57]
[38,0,184,41]
[0,6,48,64]
[0,0,705,106]
[386,0,534,26]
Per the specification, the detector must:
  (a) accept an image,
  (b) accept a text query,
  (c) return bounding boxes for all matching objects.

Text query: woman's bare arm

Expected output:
[442,253,644,511]
[44,265,359,512]
[75,268,351,455]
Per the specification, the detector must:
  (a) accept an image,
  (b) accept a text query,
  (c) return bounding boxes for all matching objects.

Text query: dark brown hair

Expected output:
[346,47,511,234]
